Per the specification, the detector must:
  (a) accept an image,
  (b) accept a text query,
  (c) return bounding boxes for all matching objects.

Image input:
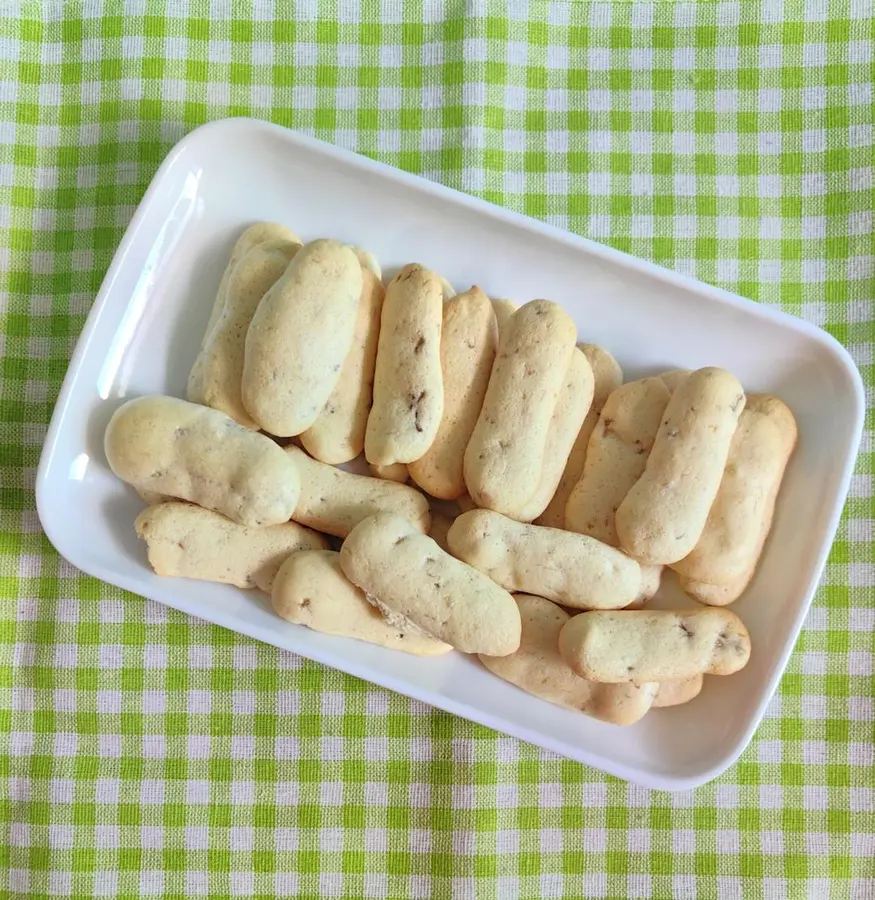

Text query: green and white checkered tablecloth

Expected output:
[1,2,873,898]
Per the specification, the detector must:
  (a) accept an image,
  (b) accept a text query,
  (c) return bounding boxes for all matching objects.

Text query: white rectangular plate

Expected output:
[37,118,864,790]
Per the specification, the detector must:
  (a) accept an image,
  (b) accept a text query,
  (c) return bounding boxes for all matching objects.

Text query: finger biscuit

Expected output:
[286,446,429,538]
[652,675,705,708]
[350,246,381,281]
[188,222,300,402]
[135,501,327,592]
[408,286,498,499]
[242,239,363,436]
[299,267,385,463]
[105,396,299,526]
[427,509,455,553]
[615,367,746,565]
[490,298,517,342]
[659,368,690,394]
[479,595,658,725]
[535,344,622,528]
[515,348,594,521]
[365,264,445,465]
[565,376,671,546]
[672,394,797,604]
[558,608,751,683]
[447,509,642,610]
[339,513,521,656]
[464,300,577,518]
[369,462,409,483]
[192,238,300,429]
[437,275,455,300]
[272,550,451,655]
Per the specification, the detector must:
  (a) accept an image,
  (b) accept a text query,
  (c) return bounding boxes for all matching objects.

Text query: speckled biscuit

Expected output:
[515,348,594,522]
[190,238,299,429]
[299,267,385,464]
[464,300,577,518]
[437,274,455,300]
[408,287,498,500]
[272,550,451,655]
[535,344,623,529]
[135,501,327,592]
[242,239,363,436]
[427,509,455,553]
[565,376,671,546]
[365,264,445,465]
[672,394,797,605]
[286,446,429,538]
[615,367,746,565]
[558,607,751,683]
[652,675,705,708]
[490,298,517,341]
[369,462,409,483]
[339,513,521,656]
[189,223,300,401]
[479,594,658,725]
[659,368,691,394]
[447,509,642,610]
[105,395,299,526]
[456,493,477,513]
[349,246,381,281]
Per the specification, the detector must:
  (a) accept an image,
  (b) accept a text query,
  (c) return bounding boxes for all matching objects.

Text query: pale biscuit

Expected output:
[652,675,704,708]
[535,344,623,528]
[514,348,594,521]
[135,501,327,592]
[558,607,751,683]
[369,462,409,483]
[272,550,451,655]
[463,300,577,518]
[408,286,498,499]
[427,509,455,553]
[191,238,299,429]
[659,368,690,394]
[188,222,299,400]
[565,376,671,546]
[615,367,746,565]
[299,268,385,463]
[365,264,445,465]
[437,274,455,300]
[242,239,363,436]
[672,394,797,604]
[676,575,743,608]
[447,509,642,610]
[456,493,477,513]
[479,594,658,725]
[286,446,429,538]
[339,513,521,656]
[105,395,299,526]
[350,246,381,281]
[490,298,517,341]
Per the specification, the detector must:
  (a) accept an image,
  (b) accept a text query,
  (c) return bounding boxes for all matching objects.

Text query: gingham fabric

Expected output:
[1,2,873,898]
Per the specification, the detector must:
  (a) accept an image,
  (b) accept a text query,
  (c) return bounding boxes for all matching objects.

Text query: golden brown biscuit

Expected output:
[479,594,657,725]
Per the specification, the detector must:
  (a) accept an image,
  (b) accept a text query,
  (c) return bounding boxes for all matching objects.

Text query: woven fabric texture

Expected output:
[1,2,873,899]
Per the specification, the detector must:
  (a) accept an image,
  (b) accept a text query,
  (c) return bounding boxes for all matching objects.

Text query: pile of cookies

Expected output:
[104,223,798,727]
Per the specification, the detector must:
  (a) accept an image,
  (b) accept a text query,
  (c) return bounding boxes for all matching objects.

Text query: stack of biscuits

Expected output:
[103,223,798,726]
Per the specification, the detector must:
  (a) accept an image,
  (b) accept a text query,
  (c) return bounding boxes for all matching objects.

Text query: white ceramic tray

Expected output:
[37,118,864,790]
